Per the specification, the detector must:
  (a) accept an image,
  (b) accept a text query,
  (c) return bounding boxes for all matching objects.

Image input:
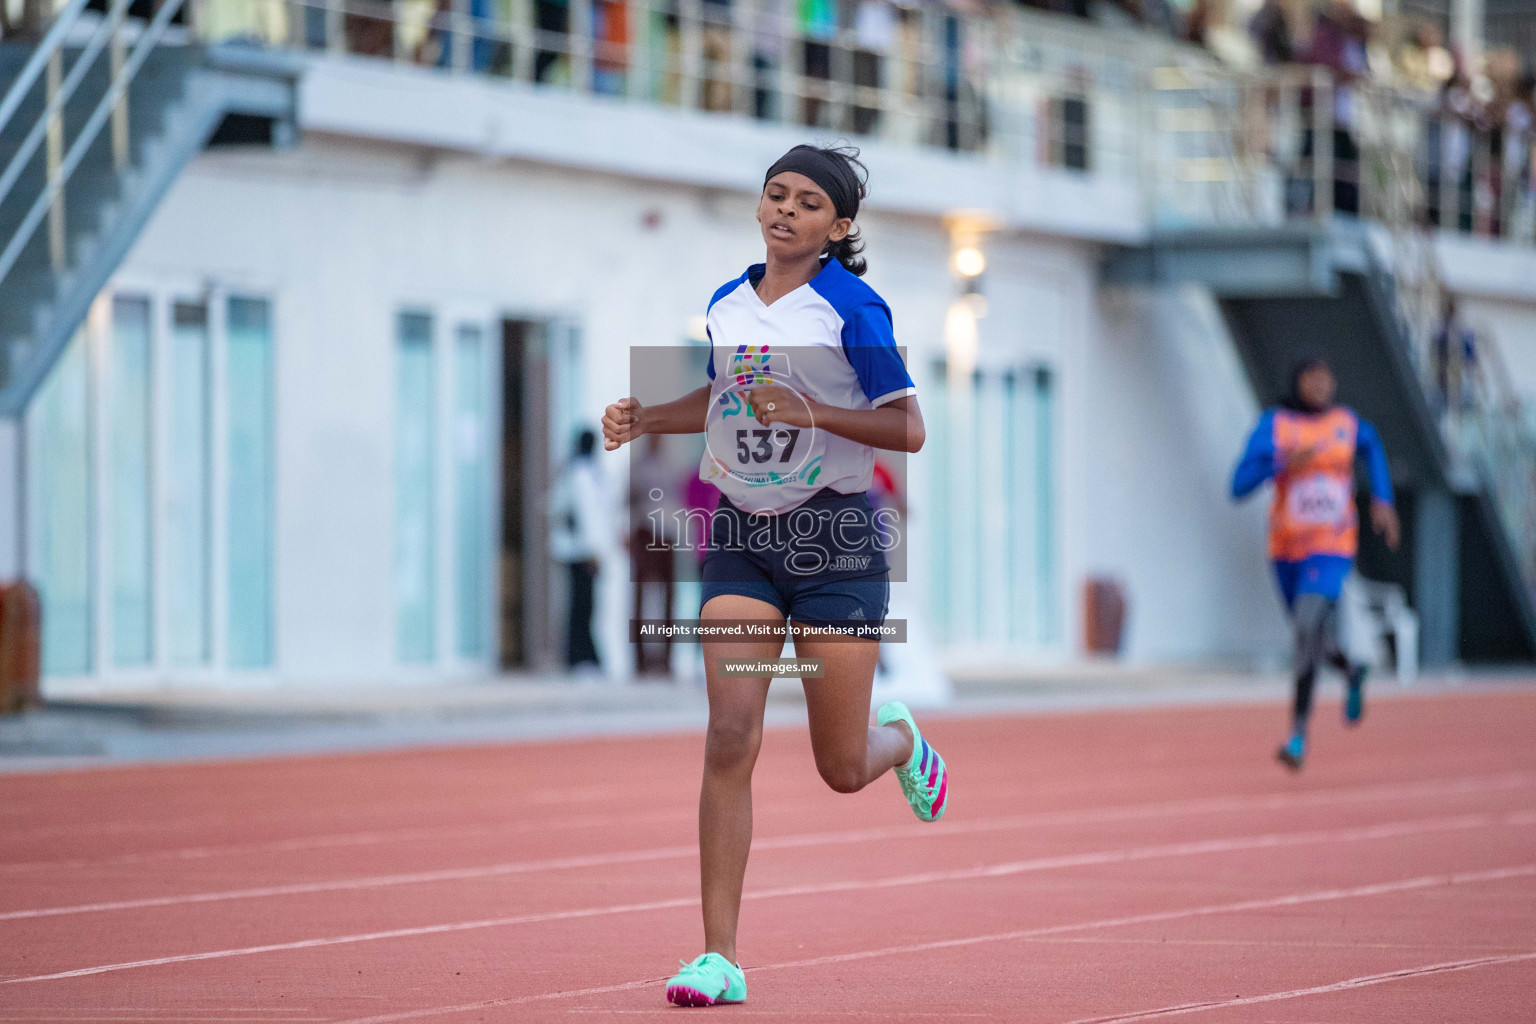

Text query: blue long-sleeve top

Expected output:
[1231,407,1394,504]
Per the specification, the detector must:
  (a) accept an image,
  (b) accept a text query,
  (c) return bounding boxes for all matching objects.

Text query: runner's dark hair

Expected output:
[1280,353,1332,413]
[816,144,870,277]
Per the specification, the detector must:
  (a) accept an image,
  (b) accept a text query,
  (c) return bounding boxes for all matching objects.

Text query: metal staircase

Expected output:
[1106,221,1536,664]
[1106,56,1536,665]
[0,0,300,416]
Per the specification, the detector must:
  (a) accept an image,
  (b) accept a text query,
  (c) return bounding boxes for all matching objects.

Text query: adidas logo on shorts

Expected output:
[847,607,866,620]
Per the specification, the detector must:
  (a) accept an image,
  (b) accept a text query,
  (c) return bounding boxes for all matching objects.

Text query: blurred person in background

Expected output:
[535,0,570,82]
[1431,65,1479,230]
[593,0,631,94]
[1433,295,1479,415]
[852,0,896,135]
[0,0,47,40]
[1304,0,1373,215]
[701,0,734,111]
[1484,48,1525,235]
[684,472,722,567]
[798,0,838,126]
[1393,19,1453,94]
[751,0,786,120]
[1510,73,1536,240]
[345,0,397,56]
[1249,0,1295,65]
[1231,356,1399,770]
[551,428,612,672]
[629,434,682,676]
[648,0,684,103]
[421,0,497,70]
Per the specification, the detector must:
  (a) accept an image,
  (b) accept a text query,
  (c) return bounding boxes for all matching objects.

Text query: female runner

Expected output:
[1232,355,1400,770]
[602,143,946,1007]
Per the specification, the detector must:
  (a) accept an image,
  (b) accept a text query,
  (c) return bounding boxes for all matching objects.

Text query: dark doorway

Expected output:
[500,320,554,671]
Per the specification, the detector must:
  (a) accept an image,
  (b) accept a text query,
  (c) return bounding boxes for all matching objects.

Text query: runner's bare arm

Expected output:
[602,386,712,450]
[746,388,924,454]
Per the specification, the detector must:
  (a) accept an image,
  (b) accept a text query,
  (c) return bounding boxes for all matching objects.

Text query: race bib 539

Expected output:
[1286,474,1350,526]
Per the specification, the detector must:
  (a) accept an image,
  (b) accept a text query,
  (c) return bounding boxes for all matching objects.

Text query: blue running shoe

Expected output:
[1276,731,1306,771]
[1344,666,1366,726]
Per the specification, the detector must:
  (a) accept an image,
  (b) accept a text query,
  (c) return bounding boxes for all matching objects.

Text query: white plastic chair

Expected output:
[1341,575,1419,686]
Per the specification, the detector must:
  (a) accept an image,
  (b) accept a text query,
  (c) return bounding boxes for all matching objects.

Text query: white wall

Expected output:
[119,135,1020,682]
[1436,234,1536,400]
[1084,284,1288,664]
[103,100,1312,684]
[1454,295,1536,400]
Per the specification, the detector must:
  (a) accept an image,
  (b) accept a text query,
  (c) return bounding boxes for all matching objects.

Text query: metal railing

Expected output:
[1146,54,1536,604]
[181,0,1152,178]
[1145,58,1536,242]
[1443,318,1536,602]
[0,0,192,291]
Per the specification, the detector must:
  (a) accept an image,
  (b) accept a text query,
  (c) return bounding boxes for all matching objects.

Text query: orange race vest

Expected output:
[1268,407,1360,562]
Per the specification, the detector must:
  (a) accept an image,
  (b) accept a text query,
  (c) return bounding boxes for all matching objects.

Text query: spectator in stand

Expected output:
[852,0,897,135]
[1304,0,1373,215]
[1430,66,1478,230]
[701,0,734,111]
[1187,0,1260,69]
[1510,73,1536,241]
[423,0,497,71]
[593,0,631,95]
[798,0,838,126]
[650,0,683,104]
[1393,20,1453,95]
[1249,0,1294,66]
[535,0,570,82]
[0,0,47,40]
[1484,48,1525,235]
[1184,0,1213,48]
[751,0,787,120]
[346,0,397,57]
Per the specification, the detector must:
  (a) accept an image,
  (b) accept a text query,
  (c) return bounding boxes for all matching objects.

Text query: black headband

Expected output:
[763,146,860,221]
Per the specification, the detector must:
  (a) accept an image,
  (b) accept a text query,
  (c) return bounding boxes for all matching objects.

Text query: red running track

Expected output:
[2,688,1536,1022]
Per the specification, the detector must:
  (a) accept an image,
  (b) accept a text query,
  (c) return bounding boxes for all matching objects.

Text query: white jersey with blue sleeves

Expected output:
[699,258,915,515]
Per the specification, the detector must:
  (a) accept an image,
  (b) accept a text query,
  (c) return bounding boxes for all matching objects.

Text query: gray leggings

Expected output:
[1292,593,1351,724]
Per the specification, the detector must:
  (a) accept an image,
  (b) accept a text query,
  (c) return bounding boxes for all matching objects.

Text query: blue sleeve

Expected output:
[704,272,749,383]
[1231,410,1278,500]
[841,304,914,407]
[1356,417,1394,504]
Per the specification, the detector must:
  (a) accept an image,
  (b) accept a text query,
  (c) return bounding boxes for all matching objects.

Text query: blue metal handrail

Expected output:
[0,0,90,136]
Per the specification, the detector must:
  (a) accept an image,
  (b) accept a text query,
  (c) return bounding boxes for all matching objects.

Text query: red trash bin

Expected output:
[0,580,42,714]
[1082,577,1127,657]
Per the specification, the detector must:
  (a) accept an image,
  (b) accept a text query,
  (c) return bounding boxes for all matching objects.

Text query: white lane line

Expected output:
[323,862,1536,1024]
[5,769,1531,875]
[0,808,694,874]
[1060,950,1536,1024]
[0,780,679,847]
[6,811,1533,983]
[9,774,1536,920]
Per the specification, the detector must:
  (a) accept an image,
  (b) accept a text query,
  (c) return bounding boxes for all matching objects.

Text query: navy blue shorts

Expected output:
[701,488,890,629]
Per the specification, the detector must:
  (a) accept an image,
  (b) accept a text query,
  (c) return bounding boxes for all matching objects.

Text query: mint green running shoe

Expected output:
[666,953,746,1007]
[878,701,948,821]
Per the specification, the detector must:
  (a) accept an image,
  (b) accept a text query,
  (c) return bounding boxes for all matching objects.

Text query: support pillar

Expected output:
[1413,488,1461,667]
